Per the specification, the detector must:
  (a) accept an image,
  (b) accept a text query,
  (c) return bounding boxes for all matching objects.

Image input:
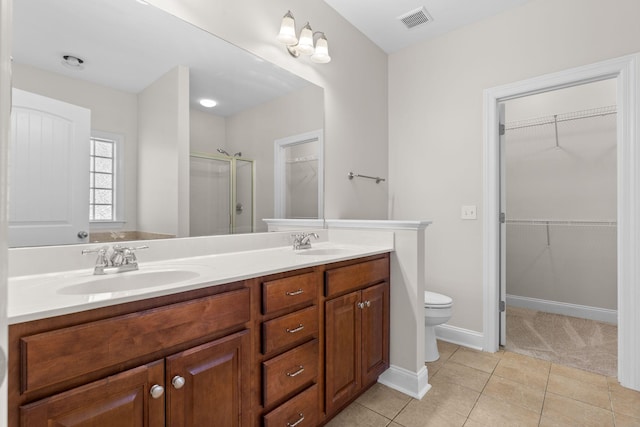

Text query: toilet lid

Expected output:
[424,291,453,306]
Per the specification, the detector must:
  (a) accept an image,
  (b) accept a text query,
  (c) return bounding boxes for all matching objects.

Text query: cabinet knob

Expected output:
[365,300,371,308]
[287,413,305,427]
[172,375,186,389]
[356,302,365,309]
[149,384,164,399]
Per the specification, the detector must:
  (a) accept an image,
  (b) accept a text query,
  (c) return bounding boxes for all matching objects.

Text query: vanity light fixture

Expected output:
[199,98,217,108]
[277,11,331,64]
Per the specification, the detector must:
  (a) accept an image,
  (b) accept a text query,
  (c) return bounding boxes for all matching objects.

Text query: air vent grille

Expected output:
[398,7,432,29]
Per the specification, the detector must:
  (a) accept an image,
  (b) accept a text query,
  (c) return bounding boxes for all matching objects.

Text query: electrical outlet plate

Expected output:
[461,205,477,220]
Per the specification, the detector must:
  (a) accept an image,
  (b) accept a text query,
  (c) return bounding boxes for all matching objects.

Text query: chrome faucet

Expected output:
[292,232,319,250]
[82,244,149,275]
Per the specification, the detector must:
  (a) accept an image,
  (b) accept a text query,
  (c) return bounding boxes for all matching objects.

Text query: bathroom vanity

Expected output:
[6,240,391,427]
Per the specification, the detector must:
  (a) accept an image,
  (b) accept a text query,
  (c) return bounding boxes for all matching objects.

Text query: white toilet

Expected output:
[424,291,453,362]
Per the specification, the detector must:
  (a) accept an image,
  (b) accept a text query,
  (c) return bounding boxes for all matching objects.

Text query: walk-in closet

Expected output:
[501,79,618,376]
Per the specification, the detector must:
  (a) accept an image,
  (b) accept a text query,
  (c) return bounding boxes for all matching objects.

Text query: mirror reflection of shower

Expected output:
[190,151,254,236]
[217,148,242,157]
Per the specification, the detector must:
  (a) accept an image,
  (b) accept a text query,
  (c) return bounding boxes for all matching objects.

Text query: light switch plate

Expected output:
[461,205,477,220]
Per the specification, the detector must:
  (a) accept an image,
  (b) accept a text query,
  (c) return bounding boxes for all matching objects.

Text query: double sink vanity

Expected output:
[6,230,394,426]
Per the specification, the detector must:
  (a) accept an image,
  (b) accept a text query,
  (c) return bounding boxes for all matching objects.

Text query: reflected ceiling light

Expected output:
[199,98,217,108]
[277,11,331,64]
[61,55,85,70]
[135,0,150,5]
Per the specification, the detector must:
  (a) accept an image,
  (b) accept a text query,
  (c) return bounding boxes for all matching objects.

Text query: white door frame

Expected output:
[483,53,640,390]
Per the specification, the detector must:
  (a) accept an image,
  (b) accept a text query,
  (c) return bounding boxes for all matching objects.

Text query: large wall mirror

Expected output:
[9,0,324,248]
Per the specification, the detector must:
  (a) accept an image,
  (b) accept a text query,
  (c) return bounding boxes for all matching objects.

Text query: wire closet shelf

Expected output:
[504,105,617,132]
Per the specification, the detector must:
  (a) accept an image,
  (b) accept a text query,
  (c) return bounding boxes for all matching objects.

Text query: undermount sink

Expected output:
[57,269,202,295]
[295,248,350,256]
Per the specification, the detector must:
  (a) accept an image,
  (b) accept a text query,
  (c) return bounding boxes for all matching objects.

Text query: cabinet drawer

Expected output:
[263,384,318,427]
[262,272,318,315]
[263,339,318,407]
[262,306,318,355]
[325,257,389,298]
[20,288,250,393]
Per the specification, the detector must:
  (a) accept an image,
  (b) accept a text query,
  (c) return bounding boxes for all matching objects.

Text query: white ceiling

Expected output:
[323,0,531,54]
[13,0,311,117]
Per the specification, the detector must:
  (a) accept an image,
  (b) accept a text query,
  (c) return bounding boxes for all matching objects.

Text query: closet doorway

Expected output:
[483,53,640,391]
[500,79,617,376]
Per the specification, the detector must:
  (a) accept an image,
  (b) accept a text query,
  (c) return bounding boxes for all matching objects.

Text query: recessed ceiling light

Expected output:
[199,99,217,108]
[61,55,85,70]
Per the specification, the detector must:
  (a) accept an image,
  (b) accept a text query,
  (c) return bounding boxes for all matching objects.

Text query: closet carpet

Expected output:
[505,306,617,377]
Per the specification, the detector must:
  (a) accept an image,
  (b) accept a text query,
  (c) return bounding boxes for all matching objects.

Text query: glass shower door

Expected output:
[189,156,231,236]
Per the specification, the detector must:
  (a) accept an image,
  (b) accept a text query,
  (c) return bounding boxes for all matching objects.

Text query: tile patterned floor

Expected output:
[325,340,640,427]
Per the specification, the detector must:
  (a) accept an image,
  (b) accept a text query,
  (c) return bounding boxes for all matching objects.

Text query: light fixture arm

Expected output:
[286,31,326,58]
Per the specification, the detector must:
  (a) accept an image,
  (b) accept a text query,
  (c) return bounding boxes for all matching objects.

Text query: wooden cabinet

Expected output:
[9,253,390,427]
[165,330,250,427]
[9,285,251,427]
[19,330,250,427]
[258,269,322,426]
[324,259,390,416]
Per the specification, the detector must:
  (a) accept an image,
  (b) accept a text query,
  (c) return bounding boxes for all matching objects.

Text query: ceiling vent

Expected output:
[397,7,433,29]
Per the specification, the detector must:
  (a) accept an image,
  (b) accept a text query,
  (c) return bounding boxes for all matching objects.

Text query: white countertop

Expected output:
[8,240,393,324]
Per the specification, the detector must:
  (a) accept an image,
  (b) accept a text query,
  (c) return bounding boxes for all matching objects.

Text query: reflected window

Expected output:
[89,132,122,222]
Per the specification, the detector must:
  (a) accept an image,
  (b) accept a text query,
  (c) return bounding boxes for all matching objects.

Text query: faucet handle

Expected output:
[82,246,109,270]
[123,245,148,264]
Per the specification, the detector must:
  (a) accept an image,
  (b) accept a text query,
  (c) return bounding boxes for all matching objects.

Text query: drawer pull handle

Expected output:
[149,384,164,399]
[286,365,305,377]
[287,413,305,427]
[286,324,305,334]
[172,375,186,389]
[286,289,304,296]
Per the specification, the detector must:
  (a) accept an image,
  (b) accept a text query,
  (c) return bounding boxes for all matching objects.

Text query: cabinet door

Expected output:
[325,291,361,415]
[166,330,250,427]
[19,360,165,427]
[361,282,390,387]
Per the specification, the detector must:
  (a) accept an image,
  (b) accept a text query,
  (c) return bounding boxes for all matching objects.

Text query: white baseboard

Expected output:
[435,324,485,351]
[506,294,618,325]
[378,365,431,399]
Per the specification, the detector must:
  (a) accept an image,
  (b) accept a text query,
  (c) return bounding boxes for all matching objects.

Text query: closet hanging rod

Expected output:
[506,219,617,227]
[348,171,386,184]
[504,105,616,131]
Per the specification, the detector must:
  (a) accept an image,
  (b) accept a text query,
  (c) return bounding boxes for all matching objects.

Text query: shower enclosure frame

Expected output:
[190,152,255,235]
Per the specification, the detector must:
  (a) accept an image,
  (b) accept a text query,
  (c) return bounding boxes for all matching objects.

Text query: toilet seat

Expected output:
[424,291,453,308]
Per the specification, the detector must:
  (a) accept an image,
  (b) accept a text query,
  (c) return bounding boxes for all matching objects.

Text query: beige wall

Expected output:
[147,0,389,221]
[226,84,323,231]
[137,65,190,237]
[388,0,640,332]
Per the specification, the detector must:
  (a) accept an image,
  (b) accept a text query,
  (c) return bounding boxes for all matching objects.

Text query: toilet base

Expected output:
[424,325,440,362]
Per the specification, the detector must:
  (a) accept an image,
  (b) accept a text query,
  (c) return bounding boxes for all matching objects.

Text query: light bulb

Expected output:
[296,23,315,55]
[311,34,331,64]
[277,11,298,46]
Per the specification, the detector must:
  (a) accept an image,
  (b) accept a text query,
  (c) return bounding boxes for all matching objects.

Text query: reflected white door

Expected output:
[9,89,90,247]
